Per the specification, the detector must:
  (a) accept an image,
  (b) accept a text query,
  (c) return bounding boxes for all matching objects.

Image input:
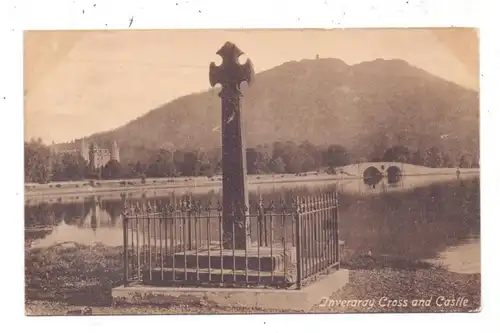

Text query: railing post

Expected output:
[335,191,340,265]
[295,197,302,290]
[257,195,264,246]
[123,214,129,287]
[146,202,152,281]
[187,197,193,250]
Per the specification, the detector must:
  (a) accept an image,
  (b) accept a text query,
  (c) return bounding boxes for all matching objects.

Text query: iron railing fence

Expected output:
[122,191,340,289]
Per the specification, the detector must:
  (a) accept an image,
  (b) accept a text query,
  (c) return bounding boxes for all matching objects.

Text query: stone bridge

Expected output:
[336,162,411,179]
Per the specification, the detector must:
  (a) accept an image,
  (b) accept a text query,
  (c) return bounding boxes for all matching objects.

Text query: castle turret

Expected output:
[111,140,120,162]
[89,143,96,170]
[80,139,90,162]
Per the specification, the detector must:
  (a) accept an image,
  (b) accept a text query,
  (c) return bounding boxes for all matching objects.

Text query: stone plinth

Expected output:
[112,269,349,311]
[163,245,296,271]
[143,267,295,285]
[143,245,297,286]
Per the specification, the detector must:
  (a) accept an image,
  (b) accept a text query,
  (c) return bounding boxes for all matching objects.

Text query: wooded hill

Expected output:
[56,57,479,165]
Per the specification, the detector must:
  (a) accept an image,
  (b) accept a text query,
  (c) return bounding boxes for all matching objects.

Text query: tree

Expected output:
[299,140,322,171]
[102,160,122,179]
[285,154,304,174]
[65,153,87,180]
[410,149,424,165]
[441,152,454,168]
[134,161,145,177]
[86,165,102,180]
[246,148,260,175]
[182,151,203,177]
[423,147,443,168]
[270,140,314,174]
[322,144,349,170]
[50,154,65,181]
[146,149,176,177]
[197,151,213,177]
[300,153,317,172]
[199,162,215,177]
[207,148,223,175]
[459,154,471,168]
[382,145,411,163]
[173,150,186,175]
[24,138,52,183]
[269,157,286,174]
[120,162,136,178]
[368,138,389,162]
[253,145,272,174]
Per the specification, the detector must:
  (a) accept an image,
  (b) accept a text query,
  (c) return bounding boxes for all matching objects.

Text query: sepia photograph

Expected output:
[23,28,480,315]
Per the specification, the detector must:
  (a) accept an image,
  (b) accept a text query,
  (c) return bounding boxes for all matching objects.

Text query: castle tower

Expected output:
[110,140,120,162]
[80,139,90,162]
[89,143,97,170]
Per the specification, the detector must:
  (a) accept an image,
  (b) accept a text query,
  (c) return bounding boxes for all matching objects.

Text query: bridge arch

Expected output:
[363,166,383,185]
[386,165,402,184]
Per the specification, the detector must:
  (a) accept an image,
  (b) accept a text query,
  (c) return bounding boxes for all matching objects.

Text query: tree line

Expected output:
[24,138,478,184]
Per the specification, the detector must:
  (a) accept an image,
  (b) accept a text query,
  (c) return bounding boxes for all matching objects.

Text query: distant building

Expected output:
[57,139,120,169]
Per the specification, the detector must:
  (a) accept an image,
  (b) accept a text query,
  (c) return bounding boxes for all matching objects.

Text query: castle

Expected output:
[57,140,120,169]
[84,140,120,169]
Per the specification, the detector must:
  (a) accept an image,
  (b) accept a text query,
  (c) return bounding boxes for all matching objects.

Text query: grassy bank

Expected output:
[25,243,124,306]
[25,243,480,315]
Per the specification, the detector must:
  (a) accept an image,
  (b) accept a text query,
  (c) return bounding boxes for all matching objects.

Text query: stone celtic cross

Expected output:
[209,41,254,250]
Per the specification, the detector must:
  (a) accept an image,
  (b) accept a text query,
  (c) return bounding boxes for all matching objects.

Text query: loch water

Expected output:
[25,173,480,274]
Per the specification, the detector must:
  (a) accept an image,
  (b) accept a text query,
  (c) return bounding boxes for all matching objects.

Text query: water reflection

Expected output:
[339,179,479,261]
[25,174,480,273]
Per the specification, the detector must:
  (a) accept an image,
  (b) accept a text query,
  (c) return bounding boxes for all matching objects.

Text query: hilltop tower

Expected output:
[110,140,120,162]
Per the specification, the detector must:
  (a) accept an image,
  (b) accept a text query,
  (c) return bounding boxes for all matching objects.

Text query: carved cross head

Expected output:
[209,41,254,93]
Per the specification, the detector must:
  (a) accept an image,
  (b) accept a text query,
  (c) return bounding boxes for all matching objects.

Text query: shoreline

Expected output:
[25,168,479,200]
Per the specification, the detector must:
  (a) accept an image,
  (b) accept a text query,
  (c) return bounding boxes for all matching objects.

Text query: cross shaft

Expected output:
[209,41,254,250]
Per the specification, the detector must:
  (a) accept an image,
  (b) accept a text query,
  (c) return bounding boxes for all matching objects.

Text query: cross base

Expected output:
[142,245,297,287]
[143,268,296,286]
[165,245,295,271]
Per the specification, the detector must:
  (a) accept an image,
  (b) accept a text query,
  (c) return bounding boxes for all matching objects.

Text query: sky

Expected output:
[24,28,479,144]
